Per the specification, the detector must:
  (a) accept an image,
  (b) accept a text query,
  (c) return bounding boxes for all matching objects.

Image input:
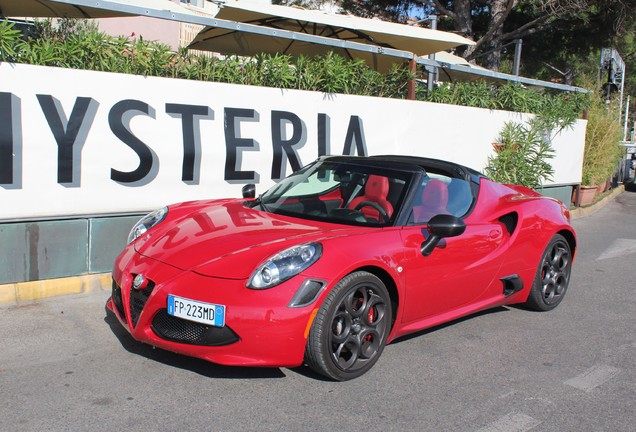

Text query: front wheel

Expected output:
[305,271,392,381]
[525,234,572,311]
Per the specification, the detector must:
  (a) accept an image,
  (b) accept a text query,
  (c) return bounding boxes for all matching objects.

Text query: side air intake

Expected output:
[501,275,523,297]
[499,212,519,236]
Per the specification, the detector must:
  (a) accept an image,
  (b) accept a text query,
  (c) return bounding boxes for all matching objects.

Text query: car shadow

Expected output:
[290,307,517,380]
[103,304,530,381]
[104,306,287,380]
[389,306,510,344]
[286,366,337,381]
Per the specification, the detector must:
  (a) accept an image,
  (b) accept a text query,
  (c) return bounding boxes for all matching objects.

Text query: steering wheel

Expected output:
[354,201,390,222]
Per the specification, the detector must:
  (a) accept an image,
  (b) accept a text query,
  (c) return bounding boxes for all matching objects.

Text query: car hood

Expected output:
[134,199,354,279]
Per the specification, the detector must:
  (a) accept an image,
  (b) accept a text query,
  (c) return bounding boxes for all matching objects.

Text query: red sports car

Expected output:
[108,155,575,380]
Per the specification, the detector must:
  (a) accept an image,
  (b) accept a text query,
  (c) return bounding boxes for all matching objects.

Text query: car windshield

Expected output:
[256,160,413,227]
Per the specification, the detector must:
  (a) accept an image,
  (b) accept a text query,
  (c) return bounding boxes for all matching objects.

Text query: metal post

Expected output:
[623,95,630,141]
[618,60,626,123]
[605,58,613,103]
[573,185,581,207]
[623,96,632,183]
[512,39,522,76]
[408,56,417,100]
[427,14,437,93]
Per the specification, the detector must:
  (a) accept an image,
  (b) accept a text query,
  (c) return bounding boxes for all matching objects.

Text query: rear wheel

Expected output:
[305,271,392,381]
[525,234,572,311]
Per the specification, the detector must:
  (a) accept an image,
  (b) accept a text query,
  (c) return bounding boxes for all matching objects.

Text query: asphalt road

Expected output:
[1,192,635,432]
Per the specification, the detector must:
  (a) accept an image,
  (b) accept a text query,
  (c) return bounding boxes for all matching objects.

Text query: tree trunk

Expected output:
[482,0,511,71]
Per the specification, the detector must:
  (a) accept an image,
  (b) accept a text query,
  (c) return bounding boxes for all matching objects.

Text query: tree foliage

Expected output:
[330,0,636,138]
[335,1,635,95]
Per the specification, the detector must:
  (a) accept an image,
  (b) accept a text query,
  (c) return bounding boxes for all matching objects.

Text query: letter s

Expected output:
[109,99,158,186]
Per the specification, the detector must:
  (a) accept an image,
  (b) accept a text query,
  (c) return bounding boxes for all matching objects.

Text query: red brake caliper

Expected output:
[365,306,376,342]
[367,306,376,324]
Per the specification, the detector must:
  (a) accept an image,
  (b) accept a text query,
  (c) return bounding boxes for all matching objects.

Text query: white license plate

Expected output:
[167,295,225,327]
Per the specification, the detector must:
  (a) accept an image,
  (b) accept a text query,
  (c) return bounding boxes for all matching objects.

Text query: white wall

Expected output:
[0,62,587,221]
[94,0,220,50]
[96,15,182,50]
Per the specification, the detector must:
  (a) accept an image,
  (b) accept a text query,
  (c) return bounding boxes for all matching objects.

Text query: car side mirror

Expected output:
[242,184,256,199]
[420,214,466,256]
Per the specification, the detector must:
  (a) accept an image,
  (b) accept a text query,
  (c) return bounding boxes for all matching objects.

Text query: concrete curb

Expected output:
[1,186,627,306]
[0,273,111,306]
[570,185,625,219]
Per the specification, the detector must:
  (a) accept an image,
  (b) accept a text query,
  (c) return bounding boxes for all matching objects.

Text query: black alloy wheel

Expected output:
[525,234,572,311]
[305,271,392,381]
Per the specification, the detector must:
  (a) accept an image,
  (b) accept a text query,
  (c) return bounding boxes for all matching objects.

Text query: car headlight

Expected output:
[248,243,323,289]
[127,207,168,244]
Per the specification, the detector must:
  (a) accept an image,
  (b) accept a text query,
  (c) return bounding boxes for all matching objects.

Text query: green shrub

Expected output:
[484,118,556,189]
[0,20,22,61]
[0,19,589,115]
[581,91,624,186]
[422,80,589,123]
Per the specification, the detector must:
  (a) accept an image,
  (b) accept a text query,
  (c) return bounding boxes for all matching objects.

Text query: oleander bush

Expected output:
[484,117,557,189]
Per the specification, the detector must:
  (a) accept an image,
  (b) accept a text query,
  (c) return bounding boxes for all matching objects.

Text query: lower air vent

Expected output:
[151,309,239,346]
[111,280,126,319]
[129,282,155,328]
[501,274,523,297]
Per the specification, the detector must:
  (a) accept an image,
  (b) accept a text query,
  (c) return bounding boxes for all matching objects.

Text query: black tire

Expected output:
[525,234,572,311]
[305,271,392,381]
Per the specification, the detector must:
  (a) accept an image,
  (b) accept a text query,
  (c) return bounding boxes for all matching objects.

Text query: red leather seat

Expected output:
[412,179,449,223]
[347,175,393,221]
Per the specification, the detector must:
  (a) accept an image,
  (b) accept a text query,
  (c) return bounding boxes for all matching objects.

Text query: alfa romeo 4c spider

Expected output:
[108,155,575,380]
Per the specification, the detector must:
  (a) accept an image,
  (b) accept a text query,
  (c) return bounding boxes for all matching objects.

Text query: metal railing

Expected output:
[50,0,590,94]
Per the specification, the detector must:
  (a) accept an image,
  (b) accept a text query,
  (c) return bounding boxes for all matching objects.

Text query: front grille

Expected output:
[111,280,126,319]
[130,281,155,328]
[151,309,239,346]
